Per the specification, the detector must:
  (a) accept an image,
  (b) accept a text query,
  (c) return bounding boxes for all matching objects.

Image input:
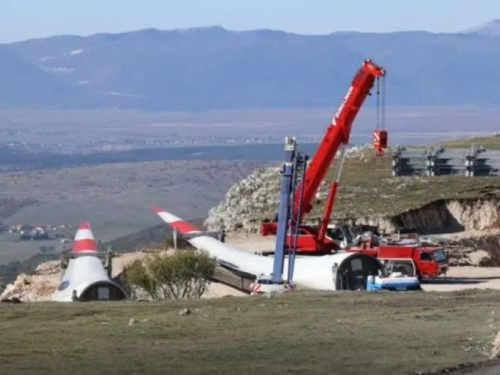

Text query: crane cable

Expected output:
[376,77,380,130]
[375,76,386,131]
[381,74,386,130]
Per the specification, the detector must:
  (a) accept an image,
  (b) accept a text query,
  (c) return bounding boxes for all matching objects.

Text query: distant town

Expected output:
[0,132,321,154]
[7,223,75,242]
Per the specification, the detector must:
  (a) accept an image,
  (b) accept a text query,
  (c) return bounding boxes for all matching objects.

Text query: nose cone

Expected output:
[72,222,97,253]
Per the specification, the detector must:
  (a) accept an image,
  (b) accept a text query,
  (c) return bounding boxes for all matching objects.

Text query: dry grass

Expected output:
[1,290,500,375]
[432,136,500,150]
[312,136,500,221]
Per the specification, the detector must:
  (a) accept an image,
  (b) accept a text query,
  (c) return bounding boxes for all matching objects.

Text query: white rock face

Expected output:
[205,166,281,232]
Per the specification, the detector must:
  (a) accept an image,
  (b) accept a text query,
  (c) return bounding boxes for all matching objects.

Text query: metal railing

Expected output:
[392,145,500,177]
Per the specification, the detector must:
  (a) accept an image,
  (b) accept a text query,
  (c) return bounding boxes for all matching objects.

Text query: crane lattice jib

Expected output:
[294,60,385,217]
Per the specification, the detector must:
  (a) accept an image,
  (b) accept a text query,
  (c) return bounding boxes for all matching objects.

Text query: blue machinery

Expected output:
[271,137,309,284]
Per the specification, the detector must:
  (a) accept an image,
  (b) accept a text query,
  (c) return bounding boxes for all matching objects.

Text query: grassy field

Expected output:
[310,135,500,220]
[1,290,500,375]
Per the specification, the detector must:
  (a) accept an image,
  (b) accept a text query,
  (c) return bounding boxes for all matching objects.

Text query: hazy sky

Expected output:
[2,0,499,43]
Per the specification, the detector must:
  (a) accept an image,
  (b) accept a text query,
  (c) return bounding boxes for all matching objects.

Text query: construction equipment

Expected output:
[256,59,449,277]
[347,232,449,279]
[251,137,309,294]
[271,137,308,285]
[260,59,386,253]
[366,272,421,291]
[150,206,387,293]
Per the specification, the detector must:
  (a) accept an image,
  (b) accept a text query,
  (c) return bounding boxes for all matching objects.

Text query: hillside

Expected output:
[463,19,500,36]
[205,136,500,234]
[3,22,500,110]
[0,45,78,107]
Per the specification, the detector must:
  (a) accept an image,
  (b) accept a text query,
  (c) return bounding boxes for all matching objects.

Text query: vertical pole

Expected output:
[60,245,66,280]
[287,153,308,284]
[218,225,226,243]
[271,137,296,284]
[172,227,178,250]
[106,246,113,279]
[272,161,293,284]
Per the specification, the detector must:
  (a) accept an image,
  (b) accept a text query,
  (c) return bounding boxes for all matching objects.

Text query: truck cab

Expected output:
[346,236,449,279]
[414,247,448,279]
[376,245,448,279]
[281,223,355,254]
[324,224,355,249]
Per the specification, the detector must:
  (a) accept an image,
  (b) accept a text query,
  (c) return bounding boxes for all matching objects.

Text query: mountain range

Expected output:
[1,20,500,110]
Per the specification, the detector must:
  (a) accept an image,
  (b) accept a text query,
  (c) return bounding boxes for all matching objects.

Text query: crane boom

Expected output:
[295,59,385,217]
[260,59,386,242]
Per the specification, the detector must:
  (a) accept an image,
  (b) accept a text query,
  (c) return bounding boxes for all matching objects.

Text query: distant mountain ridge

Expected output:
[462,19,500,36]
[2,21,500,110]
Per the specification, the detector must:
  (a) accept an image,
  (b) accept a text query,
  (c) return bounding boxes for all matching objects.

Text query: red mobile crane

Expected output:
[258,59,449,279]
[259,59,388,253]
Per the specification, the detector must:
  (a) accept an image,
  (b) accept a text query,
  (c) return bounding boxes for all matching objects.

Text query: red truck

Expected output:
[346,240,449,279]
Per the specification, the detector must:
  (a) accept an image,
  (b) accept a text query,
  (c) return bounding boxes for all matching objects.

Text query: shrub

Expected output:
[123,249,216,300]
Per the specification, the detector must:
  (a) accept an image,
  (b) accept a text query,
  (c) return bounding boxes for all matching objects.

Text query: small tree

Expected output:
[123,250,216,300]
[122,259,159,299]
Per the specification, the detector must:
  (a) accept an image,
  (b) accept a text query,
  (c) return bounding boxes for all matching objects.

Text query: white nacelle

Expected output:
[152,208,384,292]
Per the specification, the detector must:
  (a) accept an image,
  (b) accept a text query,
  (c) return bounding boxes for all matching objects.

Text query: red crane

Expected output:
[260,59,387,253]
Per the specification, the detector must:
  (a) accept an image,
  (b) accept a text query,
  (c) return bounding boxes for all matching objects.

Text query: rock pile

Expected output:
[0,261,60,302]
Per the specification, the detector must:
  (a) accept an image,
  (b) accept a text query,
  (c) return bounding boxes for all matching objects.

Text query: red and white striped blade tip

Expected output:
[73,221,97,252]
[78,221,91,230]
[149,205,165,213]
[148,206,199,234]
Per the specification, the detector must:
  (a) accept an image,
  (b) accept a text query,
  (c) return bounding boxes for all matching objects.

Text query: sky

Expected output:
[1,0,499,43]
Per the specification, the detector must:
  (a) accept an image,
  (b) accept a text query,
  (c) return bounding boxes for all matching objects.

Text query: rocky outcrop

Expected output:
[205,160,500,235]
[0,261,60,302]
[205,166,281,232]
[204,144,377,232]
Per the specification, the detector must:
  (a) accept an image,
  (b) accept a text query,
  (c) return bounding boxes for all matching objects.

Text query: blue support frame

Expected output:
[271,161,293,283]
[271,137,308,285]
[287,153,308,283]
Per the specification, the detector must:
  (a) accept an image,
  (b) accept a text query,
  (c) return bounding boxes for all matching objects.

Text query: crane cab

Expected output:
[373,129,388,156]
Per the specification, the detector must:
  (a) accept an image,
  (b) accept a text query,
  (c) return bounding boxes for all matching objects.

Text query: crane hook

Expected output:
[373,76,388,156]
